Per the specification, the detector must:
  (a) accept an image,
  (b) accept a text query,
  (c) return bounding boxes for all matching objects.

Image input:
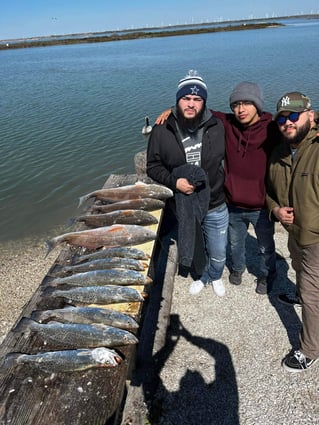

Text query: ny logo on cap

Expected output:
[280,96,291,107]
[190,85,199,95]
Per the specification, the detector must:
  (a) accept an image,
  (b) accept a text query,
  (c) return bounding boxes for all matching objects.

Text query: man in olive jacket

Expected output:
[266,91,319,373]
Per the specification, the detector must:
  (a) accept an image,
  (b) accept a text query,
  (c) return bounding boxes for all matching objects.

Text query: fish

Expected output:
[70,209,158,228]
[78,182,173,206]
[31,306,139,329]
[91,198,165,213]
[13,317,138,349]
[45,224,156,256]
[2,347,122,373]
[52,257,148,276]
[48,269,152,287]
[73,247,150,264]
[43,285,144,305]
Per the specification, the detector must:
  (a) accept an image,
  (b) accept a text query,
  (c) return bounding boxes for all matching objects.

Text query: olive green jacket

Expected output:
[266,126,319,246]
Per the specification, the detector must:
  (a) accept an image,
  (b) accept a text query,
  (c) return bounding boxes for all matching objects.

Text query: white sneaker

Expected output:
[189,280,205,295]
[212,279,225,297]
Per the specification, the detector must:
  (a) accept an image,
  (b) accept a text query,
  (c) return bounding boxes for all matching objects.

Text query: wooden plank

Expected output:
[0,173,167,425]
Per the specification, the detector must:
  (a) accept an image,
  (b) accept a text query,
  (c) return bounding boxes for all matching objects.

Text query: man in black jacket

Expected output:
[147,70,228,297]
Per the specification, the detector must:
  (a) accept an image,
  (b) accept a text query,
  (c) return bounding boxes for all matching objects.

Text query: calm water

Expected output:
[0,19,318,242]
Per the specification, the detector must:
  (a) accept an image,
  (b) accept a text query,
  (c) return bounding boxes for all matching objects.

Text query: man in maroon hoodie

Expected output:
[156,81,278,295]
[216,82,278,294]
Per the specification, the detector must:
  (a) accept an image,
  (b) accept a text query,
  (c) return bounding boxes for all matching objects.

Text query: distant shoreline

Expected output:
[0,22,283,51]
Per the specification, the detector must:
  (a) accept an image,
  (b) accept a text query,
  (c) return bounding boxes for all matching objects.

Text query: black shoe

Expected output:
[229,271,243,285]
[255,276,267,295]
[277,293,301,307]
[282,350,318,373]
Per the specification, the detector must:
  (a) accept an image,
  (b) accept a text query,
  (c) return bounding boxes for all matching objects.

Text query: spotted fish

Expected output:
[2,347,122,373]
[43,285,144,305]
[91,198,165,213]
[70,209,158,228]
[31,306,139,329]
[73,247,150,264]
[13,318,138,349]
[48,268,152,287]
[52,257,148,276]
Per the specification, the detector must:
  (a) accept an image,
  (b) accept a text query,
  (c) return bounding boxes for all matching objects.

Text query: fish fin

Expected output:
[135,181,147,186]
[1,353,21,370]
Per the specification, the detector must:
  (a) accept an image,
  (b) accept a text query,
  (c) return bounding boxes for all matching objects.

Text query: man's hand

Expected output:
[272,206,294,225]
[176,178,195,195]
[155,108,172,125]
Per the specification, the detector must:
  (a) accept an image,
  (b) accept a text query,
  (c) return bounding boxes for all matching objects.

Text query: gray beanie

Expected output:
[229,82,264,114]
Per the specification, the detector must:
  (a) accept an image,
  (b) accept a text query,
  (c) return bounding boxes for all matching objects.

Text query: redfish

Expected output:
[78,182,173,206]
[2,347,122,373]
[45,224,156,256]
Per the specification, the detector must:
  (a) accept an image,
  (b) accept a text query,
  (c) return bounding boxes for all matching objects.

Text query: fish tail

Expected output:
[41,286,56,298]
[13,317,34,335]
[31,310,49,323]
[78,194,90,208]
[2,353,21,370]
[66,217,76,228]
[45,239,55,258]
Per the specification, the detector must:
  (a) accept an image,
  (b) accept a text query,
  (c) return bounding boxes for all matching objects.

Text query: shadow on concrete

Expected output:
[149,314,239,425]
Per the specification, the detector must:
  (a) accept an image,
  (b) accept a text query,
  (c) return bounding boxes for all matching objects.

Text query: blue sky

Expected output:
[1,0,319,40]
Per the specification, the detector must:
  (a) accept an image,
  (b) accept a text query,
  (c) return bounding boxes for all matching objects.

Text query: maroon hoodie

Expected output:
[212,110,279,210]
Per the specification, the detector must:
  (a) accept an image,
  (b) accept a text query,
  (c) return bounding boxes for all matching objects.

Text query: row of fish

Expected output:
[3,183,173,373]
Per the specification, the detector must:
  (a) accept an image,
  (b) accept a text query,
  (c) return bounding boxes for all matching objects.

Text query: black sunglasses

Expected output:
[276,111,302,125]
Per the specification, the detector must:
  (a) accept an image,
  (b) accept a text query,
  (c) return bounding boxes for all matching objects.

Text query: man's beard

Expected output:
[282,120,311,145]
[176,104,205,132]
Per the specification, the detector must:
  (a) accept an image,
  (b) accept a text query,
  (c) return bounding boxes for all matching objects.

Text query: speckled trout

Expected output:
[73,247,150,264]
[52,257,148,276]
[2,347,122,373]
[45,224,156,256]
[71,209,158,228]
[48,268,152,287]
[78,182,173,206]
[91,198,165,213]
[13,318,138,349]
[31,306,139,329]
[43,285,144,305]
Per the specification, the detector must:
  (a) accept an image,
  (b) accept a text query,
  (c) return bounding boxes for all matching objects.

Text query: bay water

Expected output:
[0,18,318,242]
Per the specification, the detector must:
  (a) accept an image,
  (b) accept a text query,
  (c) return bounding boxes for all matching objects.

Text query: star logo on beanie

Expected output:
[190,85,200,95]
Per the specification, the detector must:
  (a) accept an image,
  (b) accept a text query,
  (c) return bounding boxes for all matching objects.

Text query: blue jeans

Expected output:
[228,205,276,277]
[200,203,229,283]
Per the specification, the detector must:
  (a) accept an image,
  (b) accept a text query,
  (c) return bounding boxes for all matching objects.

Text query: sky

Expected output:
[1,0,319,41]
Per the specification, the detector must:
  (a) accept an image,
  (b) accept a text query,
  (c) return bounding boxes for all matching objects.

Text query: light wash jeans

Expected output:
[228,205,276,277]
[200,203,229,283]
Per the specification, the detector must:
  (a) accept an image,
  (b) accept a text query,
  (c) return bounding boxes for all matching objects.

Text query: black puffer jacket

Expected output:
[146,111,226,210]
